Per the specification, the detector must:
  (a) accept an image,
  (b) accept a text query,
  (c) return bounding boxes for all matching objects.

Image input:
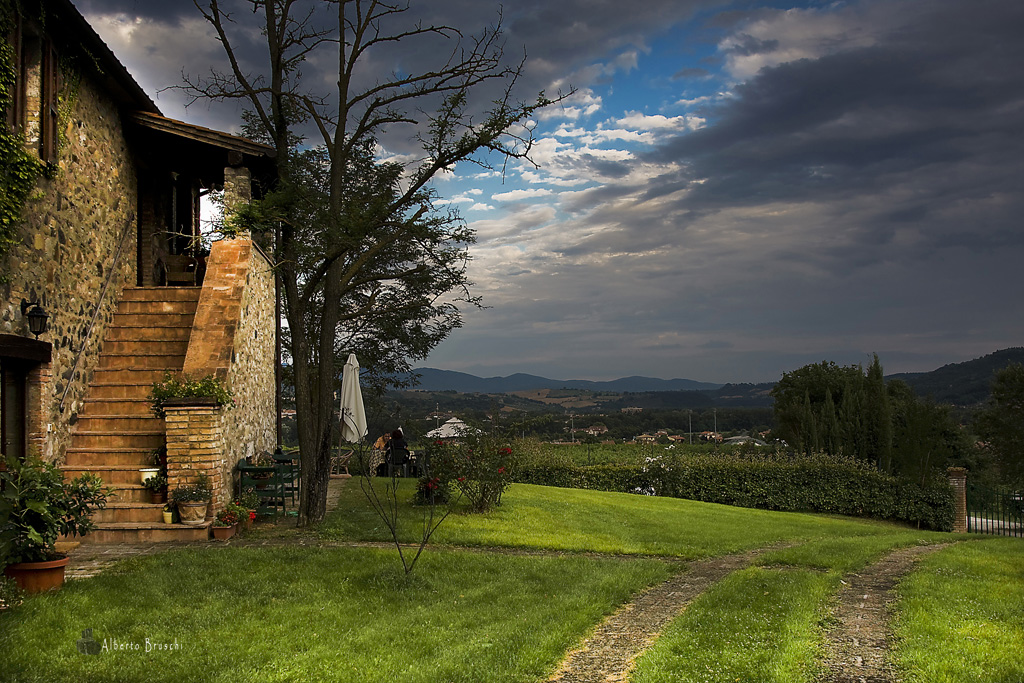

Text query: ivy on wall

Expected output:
[0,3,44,271]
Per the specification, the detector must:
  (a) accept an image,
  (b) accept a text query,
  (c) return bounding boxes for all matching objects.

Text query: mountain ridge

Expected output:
[407,368,723,393]
[410,347,1024,405]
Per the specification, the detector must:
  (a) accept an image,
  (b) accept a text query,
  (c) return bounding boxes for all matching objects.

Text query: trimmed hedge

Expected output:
[515,453,955,531]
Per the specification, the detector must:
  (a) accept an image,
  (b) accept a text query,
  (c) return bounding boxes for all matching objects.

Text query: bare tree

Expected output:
[185,0,565,525]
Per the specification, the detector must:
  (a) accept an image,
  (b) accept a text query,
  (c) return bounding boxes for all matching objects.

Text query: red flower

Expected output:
[249,511,256,520]
[498,467,505,474]
[499,448,512,455]
[435,440,444,446]
[457,477,466,482]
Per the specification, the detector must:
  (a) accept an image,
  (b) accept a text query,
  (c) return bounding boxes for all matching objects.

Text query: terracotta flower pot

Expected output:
[177,501,209,526]
[4,556,70,594]
[211,523,237,540]
[151,490,168,505]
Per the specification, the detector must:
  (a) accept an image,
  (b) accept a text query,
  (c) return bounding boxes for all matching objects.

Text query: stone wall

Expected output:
[1,62,137,463]
[181,236,276,510]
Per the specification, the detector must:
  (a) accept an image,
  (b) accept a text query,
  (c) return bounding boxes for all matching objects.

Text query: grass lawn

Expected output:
[0,546,669,683]
[2,479,1015,683]
[631,567,837,683]
[893,537,1024,683]
[322,480,946,559]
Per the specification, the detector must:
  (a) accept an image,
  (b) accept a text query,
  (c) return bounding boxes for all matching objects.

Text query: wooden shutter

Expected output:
[40,38,59,164]
[5,14,23,131]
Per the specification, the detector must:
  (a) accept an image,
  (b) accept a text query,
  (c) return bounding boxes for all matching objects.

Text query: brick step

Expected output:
[74,522,211,544]
[120,286,202,302]
[101,339,190,356]
[62,464,164,485]
[65,447,156,467]
[112,312,196,327]
[116,299,198,315]
[106,484,152,504]
[93,503,167,524]
[104,325,193,342]
[90,370,179,386]
[65,430,164,450]
[79,398,154,416]
[98,353,186,370]
[73,415,163,432]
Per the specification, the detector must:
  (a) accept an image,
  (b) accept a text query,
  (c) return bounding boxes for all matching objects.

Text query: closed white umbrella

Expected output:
[339,353,367,443]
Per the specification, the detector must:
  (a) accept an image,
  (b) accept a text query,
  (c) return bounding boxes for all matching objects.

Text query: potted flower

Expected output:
[212,504,243,540]
[237,489,259,527]
[161,505,174,525]
[0,455,112,593]
[169,473,212,526]
[143,472,168,505]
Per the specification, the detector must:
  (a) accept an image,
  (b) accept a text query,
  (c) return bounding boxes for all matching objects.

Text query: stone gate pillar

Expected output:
[947,467,968,533]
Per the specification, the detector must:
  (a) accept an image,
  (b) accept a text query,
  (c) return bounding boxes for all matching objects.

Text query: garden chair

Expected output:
[272,450,300,512]
[238,460,284,517]
[331,449,353,477]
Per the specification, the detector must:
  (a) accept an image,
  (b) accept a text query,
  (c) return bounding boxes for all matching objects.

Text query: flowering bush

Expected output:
[413,476,451,506]
[149,372,234,417]
[432,434,518,512]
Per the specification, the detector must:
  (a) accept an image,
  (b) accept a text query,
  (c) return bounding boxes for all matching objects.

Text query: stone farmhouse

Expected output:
[1,0,278,542]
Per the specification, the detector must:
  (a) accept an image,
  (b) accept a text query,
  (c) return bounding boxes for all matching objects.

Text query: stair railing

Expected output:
[59,219,135,413]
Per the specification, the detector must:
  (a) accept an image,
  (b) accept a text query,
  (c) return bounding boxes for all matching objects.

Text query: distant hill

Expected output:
[407,348,1023,407]
[886,347,1024,405]
[407,368,723,393]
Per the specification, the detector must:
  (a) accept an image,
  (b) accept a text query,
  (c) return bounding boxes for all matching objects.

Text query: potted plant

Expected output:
[237,489,259,528]
[139,467,160,484]
[148,373,234,418]
[161,505,174,525]
[169,473,212,526]
[143,472,168,505]
[0,455,112,593]
[212,504,243,540]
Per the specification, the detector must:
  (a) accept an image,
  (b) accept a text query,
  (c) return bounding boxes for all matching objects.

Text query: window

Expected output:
[4,16,59,162]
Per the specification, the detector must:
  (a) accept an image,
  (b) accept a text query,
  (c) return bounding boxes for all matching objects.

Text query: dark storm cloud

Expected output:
[647,1,1024,210]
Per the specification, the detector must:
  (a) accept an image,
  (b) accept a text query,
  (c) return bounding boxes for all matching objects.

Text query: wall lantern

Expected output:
[20,299,50,338]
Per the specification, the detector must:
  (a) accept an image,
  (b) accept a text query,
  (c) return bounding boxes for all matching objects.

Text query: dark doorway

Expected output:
[1,358,29,461]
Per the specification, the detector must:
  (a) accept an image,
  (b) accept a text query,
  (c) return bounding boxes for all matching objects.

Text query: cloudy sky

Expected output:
[75,0,1024,383]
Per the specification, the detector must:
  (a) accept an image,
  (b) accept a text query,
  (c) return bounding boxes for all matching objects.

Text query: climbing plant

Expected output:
[0,4,44,271]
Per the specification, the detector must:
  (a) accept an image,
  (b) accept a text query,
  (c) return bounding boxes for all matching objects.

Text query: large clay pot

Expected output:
[4,556,70,594]
[177,501,209,526]
[211,523,237,541]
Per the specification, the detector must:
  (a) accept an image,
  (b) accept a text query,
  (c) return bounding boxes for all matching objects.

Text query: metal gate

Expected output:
[967,481,1023,537]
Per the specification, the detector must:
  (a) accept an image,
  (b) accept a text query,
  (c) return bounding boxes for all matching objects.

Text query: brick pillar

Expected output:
[164,399,229,519]
[947,467,968,533]
[26,361,51,461]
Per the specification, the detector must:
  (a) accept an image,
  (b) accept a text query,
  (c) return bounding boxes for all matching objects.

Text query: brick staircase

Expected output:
[62,287,211,543]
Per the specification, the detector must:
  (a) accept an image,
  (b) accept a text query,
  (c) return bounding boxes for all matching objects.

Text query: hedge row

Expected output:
[514,454,955,531]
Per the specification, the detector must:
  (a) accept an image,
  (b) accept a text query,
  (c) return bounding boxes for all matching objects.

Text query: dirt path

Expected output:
[817,543,950,683]
[547,547,768,683]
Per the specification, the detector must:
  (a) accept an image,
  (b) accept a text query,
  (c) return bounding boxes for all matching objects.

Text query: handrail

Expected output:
[59,219,134,413]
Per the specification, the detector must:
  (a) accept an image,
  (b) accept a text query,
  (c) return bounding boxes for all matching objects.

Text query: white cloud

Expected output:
[491,188,555,202]
[616,112,705,132]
